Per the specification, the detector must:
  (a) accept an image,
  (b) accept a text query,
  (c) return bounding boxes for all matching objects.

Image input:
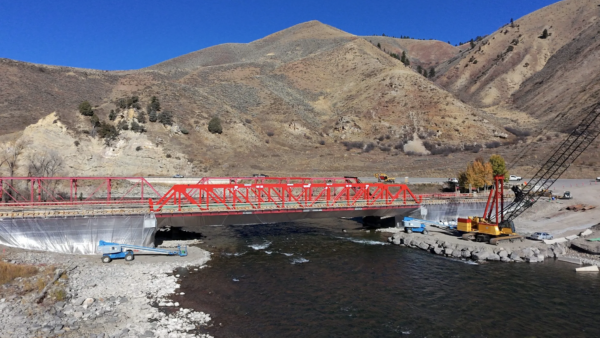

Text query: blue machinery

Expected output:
[98,240,188,263]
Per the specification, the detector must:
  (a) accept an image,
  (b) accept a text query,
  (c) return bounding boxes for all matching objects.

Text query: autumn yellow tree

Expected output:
[458,157,493,191]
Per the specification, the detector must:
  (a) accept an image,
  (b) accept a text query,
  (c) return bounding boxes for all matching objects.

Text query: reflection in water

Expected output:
[175,220,600,338]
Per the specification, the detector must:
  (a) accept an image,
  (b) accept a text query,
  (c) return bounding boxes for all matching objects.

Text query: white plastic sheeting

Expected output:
[0,214,157,255]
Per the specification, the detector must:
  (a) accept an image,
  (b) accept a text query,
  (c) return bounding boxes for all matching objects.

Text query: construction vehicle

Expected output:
[560,191,573,199]
[98,240,188,263]
[402,217,456,234]
[459,102,600,245]
[402,217,430,234]
[374,173,395,183]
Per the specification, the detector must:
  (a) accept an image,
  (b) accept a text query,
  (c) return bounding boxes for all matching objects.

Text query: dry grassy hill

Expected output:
[2,15,600,179]
[435,0,600,108]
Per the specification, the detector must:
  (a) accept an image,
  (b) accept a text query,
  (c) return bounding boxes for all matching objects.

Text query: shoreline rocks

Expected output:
[387,232,568,264]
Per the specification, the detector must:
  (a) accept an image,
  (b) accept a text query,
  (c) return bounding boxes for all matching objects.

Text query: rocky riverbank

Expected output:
[382,226,600,265]
[0,241,213,338]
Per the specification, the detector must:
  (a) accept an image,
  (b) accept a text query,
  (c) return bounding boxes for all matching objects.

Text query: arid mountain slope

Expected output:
[363,36,462,70]
[512,17,600,127]
[436,0,600,108]
[2,18,599,179]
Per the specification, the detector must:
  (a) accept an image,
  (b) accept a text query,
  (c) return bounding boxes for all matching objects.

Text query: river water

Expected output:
[173,219,600,338]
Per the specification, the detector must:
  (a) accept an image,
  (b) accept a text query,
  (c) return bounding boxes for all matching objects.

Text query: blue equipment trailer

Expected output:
[402,217,457,234]
[98,240,188,263]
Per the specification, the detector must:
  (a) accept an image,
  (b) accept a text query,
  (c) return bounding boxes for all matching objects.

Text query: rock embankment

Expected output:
[0,243,213,338]
[387,231,568,263]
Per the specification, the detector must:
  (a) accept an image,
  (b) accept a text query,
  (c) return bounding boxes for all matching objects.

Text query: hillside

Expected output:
[1,16,600,180]
[363,36,462,70]
[435,0,600,108]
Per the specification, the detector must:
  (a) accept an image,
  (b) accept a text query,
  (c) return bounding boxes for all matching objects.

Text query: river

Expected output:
[172,218,600,338]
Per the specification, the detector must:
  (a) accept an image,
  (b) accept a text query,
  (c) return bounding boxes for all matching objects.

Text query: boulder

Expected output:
[536,254,545,262]
[513,256,524,262]
[392,237,401,245]
[498,250,508,258]
[471,251,490,261]
[418,242,430,251]
[452,250,462,258]
[462,250,472,259]
[501,257,511,262]
[509,252,521,260]
[444,248,453,256]
[526,256,540,263]
[82,298,95,309]
[487,254,501,261]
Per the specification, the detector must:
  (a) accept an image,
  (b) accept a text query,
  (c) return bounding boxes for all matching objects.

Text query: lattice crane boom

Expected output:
[498,103,600,225]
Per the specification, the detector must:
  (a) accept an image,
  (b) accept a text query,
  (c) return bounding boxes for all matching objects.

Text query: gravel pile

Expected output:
[0,243,213,338]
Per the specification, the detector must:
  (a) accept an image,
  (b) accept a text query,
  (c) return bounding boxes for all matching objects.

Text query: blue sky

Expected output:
[0,0,560,70]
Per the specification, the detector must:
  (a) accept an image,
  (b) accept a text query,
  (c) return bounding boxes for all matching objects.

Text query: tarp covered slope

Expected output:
[0,214,157,255]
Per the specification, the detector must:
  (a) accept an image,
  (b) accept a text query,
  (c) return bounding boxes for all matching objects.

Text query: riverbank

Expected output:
[0,241,213,338]
[381,223,600,265]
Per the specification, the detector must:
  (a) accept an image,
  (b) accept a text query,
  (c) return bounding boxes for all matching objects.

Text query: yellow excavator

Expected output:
[374,173,395,183]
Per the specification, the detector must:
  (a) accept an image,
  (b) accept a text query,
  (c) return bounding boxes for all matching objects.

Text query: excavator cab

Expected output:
[374,173,395,183]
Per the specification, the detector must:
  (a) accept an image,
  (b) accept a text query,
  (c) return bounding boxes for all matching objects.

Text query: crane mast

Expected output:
[498,103,600,227]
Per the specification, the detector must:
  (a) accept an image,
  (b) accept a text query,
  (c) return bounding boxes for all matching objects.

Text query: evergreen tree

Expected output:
[417,65,422,74]
[540,29,548,39]
[428,67,435,78]
[470,39,475,48]
[148,110,157,122]
[109,109,117,121]
[377,42,381,49]
[137,111,146,123]
[150,96,161,111]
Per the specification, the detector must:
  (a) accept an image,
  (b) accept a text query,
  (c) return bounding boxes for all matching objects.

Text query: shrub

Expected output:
[378,135,385,142]
[180,127,189,134]
[117,120,129,131]
[266,131,275,137]
[136,146,142,151]
[505,126,530,137]
[131,121,141,132]
[363,143,376,153]
[148,110,157,122]
[90,114,100,127]
[109,110,117,121]
[208,117,223,134]
[464,143,482,153]
[506,45,514,52]
[74,141,80,147]
[158,111,173,126]
[245,118,252,124]
[166,154,172,158]
[137,111,146,123]
[97,122,119,139]
[342,141,364,151]
[0,261,38,285]
[485,141,501,148]
[78,101,93,116]
[540,29,548,39]
[379,146,391,152]
[319,140,325,145]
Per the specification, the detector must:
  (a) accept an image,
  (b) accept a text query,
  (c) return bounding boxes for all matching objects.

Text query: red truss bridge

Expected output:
[0,176,484,219]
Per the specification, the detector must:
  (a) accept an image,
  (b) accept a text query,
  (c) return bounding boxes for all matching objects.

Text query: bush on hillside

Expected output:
[158,111,173,126]
[208,117,223,134]
[78,101,93,116]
